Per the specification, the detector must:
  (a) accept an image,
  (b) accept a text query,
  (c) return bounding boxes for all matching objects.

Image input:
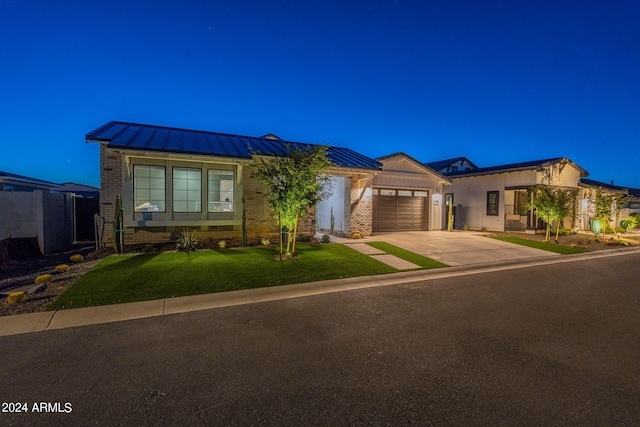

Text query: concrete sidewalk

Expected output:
[2,247,638,337]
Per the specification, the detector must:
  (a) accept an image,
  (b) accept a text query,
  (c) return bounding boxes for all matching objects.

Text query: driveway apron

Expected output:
[364,231,560,266]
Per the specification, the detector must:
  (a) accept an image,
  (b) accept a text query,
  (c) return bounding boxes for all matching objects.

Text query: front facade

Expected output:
[441,158,588,232]
[88,121,381,245]
[90,122,638,242]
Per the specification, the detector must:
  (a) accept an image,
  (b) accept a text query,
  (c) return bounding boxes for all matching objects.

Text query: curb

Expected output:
[1,247,639,337]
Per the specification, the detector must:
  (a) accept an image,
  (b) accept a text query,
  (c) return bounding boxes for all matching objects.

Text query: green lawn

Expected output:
[48,244,400,310]
[366,242,448,269]
[490,235,589,254]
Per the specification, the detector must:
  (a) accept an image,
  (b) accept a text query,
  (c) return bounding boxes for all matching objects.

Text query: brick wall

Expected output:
[99,144,122,246]
[98,147,317,246]
[349,174,374,236]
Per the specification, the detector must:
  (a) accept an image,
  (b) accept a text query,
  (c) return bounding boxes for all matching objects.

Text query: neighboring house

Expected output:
[627,188,640,215]
[578,178,630,230]
[0,171,78,253]
[440,158,588,232]
[0,170,62,192]
[86,121,381,245]
[59,182,100,198]
[424,157,478,174]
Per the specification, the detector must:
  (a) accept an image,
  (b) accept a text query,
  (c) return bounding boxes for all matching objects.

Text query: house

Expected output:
[578,178,631,230]
[0,170,62,192]
[424,157,478,174]
[439,157,588,232]
[86,121,381,245]
[0,172,95,253]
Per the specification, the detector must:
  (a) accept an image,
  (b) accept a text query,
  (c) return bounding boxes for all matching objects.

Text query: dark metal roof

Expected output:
[0,170,61,188]
[579,178,628,193]
[86,121,381,171]
[444,157,588,178]
[424,156,478,172]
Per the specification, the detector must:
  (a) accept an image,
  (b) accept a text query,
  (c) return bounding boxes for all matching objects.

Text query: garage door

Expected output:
[372,190,429,232]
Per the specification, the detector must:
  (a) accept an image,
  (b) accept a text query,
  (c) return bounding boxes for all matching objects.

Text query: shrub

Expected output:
[320,234,331,244]
[35,274,53,285]
[218,240,227,249]
[621,216,638,232]
[352,233,362,239]
[54,264,70,273]
[176,229,198,252]
[297,234,311,242]
[6,292,26,305]
[260,238,271,246]
[70,254,84,263]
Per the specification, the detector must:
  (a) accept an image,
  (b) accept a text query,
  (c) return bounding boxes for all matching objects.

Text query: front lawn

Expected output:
[366,242,448,268]
[48,244,399,310]
[490,235,589,254]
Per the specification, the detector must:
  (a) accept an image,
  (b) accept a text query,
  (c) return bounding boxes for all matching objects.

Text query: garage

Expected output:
[372,189,429,232]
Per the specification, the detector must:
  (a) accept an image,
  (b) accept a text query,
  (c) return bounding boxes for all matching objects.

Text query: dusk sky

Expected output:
[2,0,639,188]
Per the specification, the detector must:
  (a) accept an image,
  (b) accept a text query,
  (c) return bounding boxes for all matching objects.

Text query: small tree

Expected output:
[550,189,577,243]
[251,145,332,258]
[526,185,556,241]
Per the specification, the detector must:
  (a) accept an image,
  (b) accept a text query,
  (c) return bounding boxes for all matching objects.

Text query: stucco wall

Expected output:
[0,190,74,254]
[317,176,348,233]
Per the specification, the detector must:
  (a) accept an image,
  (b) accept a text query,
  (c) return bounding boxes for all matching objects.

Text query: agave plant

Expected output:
[176,229,198,252]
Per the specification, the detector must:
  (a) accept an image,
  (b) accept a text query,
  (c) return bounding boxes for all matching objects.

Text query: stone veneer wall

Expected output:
[99,146,316,246]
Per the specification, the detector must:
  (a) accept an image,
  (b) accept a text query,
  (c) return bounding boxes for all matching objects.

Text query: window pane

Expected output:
[208,169,234,212]
[173,167,201,212]
[134,165,165,212]
[398,190,412,197]
[414,191,428,197]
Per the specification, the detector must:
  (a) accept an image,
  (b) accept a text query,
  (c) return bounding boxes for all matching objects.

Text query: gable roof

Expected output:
[86,121,381,171]
[579,178,628,193]
[376,152,451,183]
[444,157,588,178]
[424,156,478,171]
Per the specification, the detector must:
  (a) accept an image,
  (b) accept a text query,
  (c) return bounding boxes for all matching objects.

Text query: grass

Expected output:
[366,242,448,269]
[490,236,589,254]
[47,244,400,310]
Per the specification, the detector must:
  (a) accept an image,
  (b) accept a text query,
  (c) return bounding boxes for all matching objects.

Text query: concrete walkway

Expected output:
[1,246,638,337]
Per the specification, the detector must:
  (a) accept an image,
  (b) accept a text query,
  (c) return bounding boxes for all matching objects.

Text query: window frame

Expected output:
[207,169,235,213]
[133,165,166,213]
[486,191,499,216]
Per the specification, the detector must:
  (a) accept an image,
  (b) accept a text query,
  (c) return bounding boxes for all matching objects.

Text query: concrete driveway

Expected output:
[351,231,560,266]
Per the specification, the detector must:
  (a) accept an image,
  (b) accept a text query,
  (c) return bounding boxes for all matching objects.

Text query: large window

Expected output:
[173,168,202,212]
[134,165,166,212]
[487,191,499,216]
[208,170,234,212]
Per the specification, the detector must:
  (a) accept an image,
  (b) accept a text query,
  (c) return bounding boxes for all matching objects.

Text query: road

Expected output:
[1,252,639,426]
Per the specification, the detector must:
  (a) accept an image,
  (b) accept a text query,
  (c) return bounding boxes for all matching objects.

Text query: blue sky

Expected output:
[1,0,639,188]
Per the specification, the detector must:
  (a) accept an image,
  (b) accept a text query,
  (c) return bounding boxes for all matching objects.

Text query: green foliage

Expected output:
[621,216,638,232]
[6,292,26,305]
[297,234,311,242]
[526,185,576,242]
[260,238,271,246]
[250,144,332,257]
[54,264,70,273]
[321,234,331,243]
[218,240,227,249]
[176,229,198,252]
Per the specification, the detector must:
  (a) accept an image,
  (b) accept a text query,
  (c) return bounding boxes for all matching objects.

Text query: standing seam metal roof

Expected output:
[86,121,381,170]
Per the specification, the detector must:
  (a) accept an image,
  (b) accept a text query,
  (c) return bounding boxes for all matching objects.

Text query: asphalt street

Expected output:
[1,252,639,426]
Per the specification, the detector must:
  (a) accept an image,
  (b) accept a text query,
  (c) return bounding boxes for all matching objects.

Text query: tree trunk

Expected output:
[279,213,283,256]
[291,211,299,256]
